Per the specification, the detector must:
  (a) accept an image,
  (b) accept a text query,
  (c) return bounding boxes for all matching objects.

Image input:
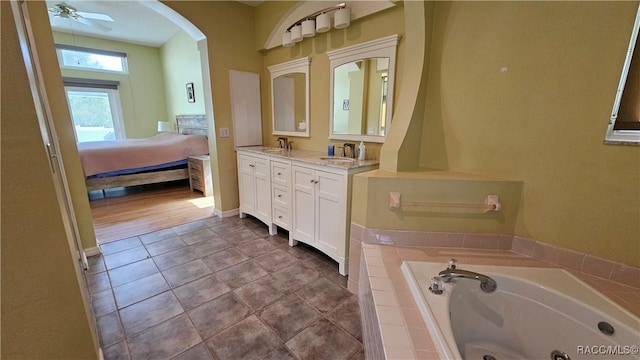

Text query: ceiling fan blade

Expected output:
[76,17,112,32]
[77,11,114,22]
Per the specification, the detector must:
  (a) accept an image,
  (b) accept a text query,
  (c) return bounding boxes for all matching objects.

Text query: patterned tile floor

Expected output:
[88,216,364,360]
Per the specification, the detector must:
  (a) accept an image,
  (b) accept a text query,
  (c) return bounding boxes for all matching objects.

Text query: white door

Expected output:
[11,0,97,350]
[315,170,344,257]
[292,165,315,244]
[253,157,271,224]
[238,155,256,215]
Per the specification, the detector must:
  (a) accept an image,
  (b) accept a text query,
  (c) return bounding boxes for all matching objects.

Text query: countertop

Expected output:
[237,146,380,170]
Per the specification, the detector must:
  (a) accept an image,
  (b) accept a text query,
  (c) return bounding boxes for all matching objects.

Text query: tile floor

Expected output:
[87,216,364,360]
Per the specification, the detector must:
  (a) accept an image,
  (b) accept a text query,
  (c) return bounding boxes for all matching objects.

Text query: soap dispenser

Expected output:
[358,141,366,160]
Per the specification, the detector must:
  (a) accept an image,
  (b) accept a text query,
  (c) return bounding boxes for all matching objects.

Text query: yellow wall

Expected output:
[351,170,523,234]
[163,1,263,213]
[1,1,98,358]
[420,1,640,266]
[54,32,168,138]
[259,3,406,160]
[160,30,206,127]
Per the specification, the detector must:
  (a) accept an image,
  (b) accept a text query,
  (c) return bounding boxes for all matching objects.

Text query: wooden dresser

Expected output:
[187,155,212,196]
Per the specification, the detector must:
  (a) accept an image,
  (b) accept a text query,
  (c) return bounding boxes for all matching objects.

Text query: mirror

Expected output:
[328,34,399,143]
[333,58,389,137]
[268,57,310,137]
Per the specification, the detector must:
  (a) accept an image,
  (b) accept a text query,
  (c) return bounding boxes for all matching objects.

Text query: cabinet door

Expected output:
[315,170,345,257]
[292,165,315,245]
[253,157,271,224]
[238,155,256,213]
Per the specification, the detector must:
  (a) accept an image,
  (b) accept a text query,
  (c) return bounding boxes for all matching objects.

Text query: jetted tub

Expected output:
[401,261,640,360]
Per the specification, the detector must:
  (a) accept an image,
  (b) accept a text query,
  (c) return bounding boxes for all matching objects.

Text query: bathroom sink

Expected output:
[262,148,285,153]
[319,157,356,163]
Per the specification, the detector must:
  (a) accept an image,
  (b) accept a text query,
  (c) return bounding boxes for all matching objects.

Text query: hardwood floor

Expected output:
[89,180,215,244]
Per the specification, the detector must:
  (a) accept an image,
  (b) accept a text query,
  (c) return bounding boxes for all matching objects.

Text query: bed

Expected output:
[81,114,209,191]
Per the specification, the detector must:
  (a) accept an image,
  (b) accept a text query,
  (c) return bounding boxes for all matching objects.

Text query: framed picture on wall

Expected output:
[186,83,195,103]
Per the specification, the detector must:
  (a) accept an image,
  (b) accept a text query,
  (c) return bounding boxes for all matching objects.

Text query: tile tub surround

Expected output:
[88,216,365,360]
[356,243,640,360]
[349,224,640,292]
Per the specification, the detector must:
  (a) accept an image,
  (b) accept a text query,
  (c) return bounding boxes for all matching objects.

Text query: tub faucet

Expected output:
[438,259,497,293]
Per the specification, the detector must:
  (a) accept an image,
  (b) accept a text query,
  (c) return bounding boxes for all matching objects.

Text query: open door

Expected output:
[10,0,99,355]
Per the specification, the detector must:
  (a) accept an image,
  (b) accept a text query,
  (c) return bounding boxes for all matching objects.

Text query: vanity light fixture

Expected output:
[282,3,350,48]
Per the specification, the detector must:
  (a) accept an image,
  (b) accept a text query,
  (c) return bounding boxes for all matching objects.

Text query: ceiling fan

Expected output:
[48,2,114,32]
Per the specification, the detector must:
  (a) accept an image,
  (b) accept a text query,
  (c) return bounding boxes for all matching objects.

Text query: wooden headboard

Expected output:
[176,114,208,136]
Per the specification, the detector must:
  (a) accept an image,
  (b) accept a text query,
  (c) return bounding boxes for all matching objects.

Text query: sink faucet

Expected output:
[277,137,289,149]
[436,259,497,293]
[343,143,356,158]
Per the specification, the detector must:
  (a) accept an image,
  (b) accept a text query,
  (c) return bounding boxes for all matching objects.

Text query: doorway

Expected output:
[49,0,218,244]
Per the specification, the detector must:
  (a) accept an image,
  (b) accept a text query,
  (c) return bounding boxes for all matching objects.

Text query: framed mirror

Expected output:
[327,34,399,143]
[268,57,310,137]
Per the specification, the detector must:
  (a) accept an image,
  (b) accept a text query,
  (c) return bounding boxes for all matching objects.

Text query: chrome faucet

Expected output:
[436,259,497,293]
[277,137,291,150]
[342,143,356,158]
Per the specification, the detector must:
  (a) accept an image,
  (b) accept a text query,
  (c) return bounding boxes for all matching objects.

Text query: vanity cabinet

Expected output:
[271,160,291,230]
[291,164,346,270]
[238,153,275,235]
[236,147,378,275]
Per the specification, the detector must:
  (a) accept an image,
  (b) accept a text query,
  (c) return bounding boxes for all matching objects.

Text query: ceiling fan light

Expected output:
[301,19,315,38]
[315,13,331,33]
[334,7,350,29]
[290,24,303,42]
[282,31,294,47]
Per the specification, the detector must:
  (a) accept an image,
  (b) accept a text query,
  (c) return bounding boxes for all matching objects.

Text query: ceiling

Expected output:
[46,1,261,48]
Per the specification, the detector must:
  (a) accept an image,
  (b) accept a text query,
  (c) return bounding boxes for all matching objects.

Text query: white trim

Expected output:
[327,35,399,143]
[84,247,102,257]
[605,4,640,144]
[326,34,399,64]
[604,125,640,145]
[214,208,239,218]
[64,86,126,142]
[267,57,310,138]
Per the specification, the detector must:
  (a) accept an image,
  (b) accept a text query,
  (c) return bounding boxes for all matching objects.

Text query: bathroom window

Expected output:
[605,4,640,145]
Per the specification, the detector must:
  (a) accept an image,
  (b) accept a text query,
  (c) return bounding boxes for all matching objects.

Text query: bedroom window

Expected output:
[64,82,126,143]
[56,44,128,74]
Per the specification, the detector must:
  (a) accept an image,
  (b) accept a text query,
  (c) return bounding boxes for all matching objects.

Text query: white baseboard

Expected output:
[84,246,101,257]
[214,208,239,218]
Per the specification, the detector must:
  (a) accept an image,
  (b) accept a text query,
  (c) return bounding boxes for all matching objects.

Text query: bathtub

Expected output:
[401,261,640,360]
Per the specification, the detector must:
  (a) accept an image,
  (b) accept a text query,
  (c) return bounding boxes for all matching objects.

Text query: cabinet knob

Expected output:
[277,172,282,175]
[278,194,282,198]
[249,164,255,167]
[310,179,314,183]
[315,180,319,184]
[278,215,282,219]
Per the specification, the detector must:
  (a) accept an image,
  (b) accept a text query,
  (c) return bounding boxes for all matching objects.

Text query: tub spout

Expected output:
[438,268,497,292]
